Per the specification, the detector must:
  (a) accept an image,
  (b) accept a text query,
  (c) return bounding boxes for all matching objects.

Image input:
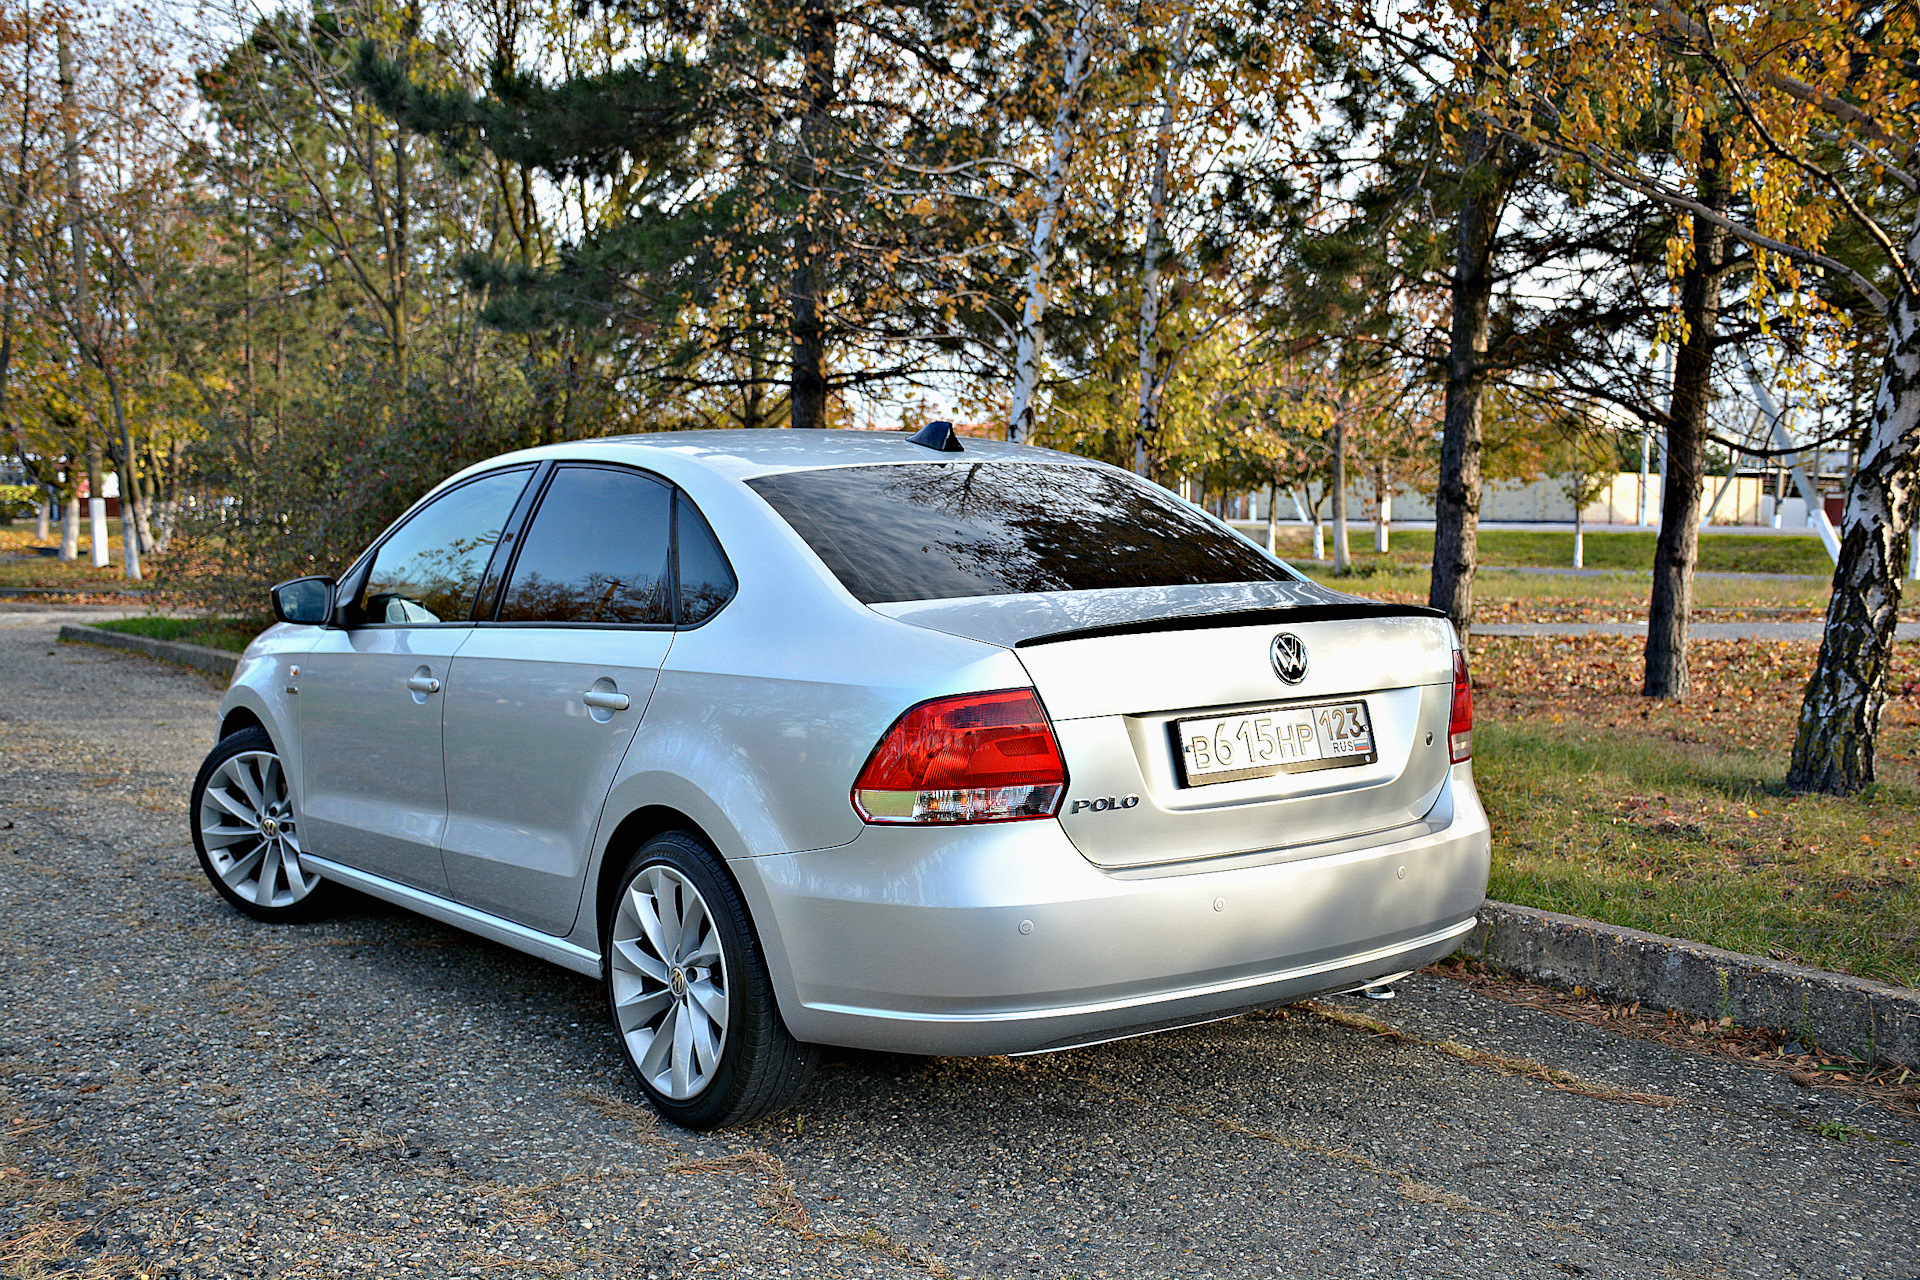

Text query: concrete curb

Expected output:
[58,623,239,678]
[1459,900,1920,1068]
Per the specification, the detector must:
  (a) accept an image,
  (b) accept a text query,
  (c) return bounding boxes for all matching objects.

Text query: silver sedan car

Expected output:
[191,428,1490,1129]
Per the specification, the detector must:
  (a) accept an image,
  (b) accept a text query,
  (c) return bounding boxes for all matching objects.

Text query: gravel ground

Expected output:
[2,609,1916,1280]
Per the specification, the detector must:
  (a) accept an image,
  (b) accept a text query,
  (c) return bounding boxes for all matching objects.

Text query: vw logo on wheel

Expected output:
[1270,632,1309,684]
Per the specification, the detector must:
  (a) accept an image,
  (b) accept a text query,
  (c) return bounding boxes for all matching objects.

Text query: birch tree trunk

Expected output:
[1008,0,1097,444]
[1133,8,1190,476]
[1643,132,1729,699]
[1787,215,1920,794]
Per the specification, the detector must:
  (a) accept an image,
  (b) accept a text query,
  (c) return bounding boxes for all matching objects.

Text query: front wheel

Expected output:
[606,831,817,1129]
[190,726,334,923]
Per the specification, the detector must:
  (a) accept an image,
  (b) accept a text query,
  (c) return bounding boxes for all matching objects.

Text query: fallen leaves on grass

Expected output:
[1469,635,1852,751]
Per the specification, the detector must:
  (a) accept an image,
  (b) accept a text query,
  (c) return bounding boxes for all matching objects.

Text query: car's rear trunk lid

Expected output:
[873,585,1458,870]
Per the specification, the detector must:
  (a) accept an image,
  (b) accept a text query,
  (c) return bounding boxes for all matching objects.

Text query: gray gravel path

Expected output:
[2,615,1915,1279]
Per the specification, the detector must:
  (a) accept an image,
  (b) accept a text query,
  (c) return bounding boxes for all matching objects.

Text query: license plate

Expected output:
[1174,700,1376,786]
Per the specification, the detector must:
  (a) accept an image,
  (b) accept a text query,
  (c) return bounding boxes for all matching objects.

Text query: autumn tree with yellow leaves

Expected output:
[1465,0,1920,790]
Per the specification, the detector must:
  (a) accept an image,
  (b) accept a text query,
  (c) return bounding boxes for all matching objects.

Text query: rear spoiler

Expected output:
[1014,602,1448,649]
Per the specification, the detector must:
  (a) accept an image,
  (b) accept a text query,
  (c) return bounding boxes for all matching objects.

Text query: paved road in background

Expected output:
[1476,621,1920,641]
[1,611,1914,1280]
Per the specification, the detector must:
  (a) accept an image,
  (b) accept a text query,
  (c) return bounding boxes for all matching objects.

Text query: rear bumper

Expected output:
[735,768,1491,1056]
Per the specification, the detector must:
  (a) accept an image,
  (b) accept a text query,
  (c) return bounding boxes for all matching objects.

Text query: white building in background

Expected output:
[1245,472,1842,528]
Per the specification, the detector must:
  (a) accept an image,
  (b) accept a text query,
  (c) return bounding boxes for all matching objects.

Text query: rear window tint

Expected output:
[746,462,1292,605]
[498,466,674,624]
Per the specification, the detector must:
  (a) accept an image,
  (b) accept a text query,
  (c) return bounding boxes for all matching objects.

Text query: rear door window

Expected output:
[346,467,533,625]
[497,466,674,625]
[747,461,1293,605]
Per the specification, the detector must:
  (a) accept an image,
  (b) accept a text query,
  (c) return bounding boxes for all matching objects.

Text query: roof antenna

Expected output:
[908,420,964,452]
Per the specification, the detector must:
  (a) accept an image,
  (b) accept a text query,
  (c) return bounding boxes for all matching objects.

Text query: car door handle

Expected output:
[406,674,442,695]
[582,690,631,711]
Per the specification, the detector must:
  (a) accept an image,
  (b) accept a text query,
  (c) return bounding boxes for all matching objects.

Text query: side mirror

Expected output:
[271,575,336,626]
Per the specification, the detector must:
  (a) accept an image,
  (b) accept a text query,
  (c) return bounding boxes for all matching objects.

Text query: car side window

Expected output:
[676,493,736,626]
[345,468,532,626]
[497,466,674,625]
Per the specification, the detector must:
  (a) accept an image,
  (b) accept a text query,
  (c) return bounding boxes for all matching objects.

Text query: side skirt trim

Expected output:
[304,854,603,978]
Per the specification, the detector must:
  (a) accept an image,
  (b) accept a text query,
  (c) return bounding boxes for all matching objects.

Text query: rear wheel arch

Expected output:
[595,805,743,941]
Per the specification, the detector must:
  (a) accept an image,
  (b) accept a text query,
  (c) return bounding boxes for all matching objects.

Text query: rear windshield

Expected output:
[746,461,1294,605]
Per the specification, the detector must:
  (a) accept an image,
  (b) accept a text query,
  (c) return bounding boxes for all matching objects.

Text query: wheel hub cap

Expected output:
[260,816,279,838]
[670,967,688,998]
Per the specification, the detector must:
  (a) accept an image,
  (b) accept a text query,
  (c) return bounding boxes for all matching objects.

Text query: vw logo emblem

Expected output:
[1270,632,1309,684]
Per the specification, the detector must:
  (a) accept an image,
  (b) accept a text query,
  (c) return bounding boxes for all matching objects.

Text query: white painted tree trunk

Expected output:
[88,495,108,567]
[1373,465,1391,553]
[35,490,49,541]
[1133,8,1191,476]
[104,369,140,580]
[60,494,78,560]
[1266,482,1278,553]
[1638,433,1651,526]
[1331,417,1350,573]
[1008,0,1098,445]
[1789,215,1920,792]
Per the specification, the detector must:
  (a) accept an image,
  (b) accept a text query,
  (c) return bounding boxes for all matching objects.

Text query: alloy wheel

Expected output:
[609,864,730,1100]
[196,750,315,910]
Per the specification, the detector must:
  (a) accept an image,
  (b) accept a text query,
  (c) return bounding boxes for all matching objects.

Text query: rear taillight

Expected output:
[1449,648,1473,762]
[853,688,1067,823]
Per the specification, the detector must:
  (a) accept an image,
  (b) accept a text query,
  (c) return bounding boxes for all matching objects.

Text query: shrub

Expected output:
[0,483,41,522]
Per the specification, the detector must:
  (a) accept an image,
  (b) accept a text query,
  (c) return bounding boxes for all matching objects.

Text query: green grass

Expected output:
[1259,526,1837,576]
[1470,661,1920,990]
[92,615,260,653]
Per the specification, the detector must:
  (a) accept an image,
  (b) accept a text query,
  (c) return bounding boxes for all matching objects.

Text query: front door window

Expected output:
[346,468,532,626]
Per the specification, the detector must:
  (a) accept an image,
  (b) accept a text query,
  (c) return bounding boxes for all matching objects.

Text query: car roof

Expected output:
[481,429,1098,484]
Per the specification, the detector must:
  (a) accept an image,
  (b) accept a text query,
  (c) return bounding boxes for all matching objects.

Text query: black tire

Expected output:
[190,726,335,923]
[604,830,817,1129]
